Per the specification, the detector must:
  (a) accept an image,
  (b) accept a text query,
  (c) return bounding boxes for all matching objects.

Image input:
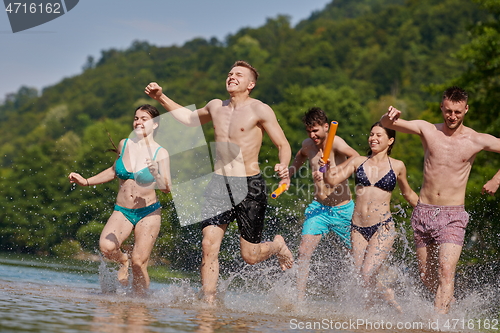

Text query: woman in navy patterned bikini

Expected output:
[69,104,171,296]
[317,122,418,311]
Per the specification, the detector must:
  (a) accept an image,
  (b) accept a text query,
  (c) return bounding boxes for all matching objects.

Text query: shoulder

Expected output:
[333,135,347,144]
[118,138,127,150]
[352,155,367,167]
[332,135,351,150]
[205,98,224,110]
[299,138,315,153]
[156,146,170,160]
[302,138,314,148]
[466,126,497,144]
[252,99,274,116]
[389,157,406,171]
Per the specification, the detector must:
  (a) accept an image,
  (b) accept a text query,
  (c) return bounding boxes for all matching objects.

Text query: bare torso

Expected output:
[114,139,160,208]
[419,123,481,206]
[209,98,268,177]
[351,156,395,227]
[302,139,352,206]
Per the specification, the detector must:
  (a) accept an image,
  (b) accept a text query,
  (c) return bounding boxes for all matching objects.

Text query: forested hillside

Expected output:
[1,0,499,270]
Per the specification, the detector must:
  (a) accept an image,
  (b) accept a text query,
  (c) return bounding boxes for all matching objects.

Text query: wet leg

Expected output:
[296,234,322,301]
[201,224,227,304]
[240,235,294,270]
[130,210,161,296]
[99,211,134,285]
[434,243,461,314]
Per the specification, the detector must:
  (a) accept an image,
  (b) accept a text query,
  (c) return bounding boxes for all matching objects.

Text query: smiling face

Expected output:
[368,125,394,155]
[305,123,329,147]
[133,109,158,137]
[226,66,256,94]
[440,98,468,130]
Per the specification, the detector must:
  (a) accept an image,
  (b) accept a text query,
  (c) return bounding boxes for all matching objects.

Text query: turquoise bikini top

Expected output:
[115,139,162,184]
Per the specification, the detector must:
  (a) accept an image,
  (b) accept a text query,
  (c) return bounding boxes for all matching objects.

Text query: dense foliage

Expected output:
[1,0,499,271]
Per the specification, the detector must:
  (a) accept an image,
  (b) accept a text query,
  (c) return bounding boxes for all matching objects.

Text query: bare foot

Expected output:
[117,259,129,286]
[274,235,294,270]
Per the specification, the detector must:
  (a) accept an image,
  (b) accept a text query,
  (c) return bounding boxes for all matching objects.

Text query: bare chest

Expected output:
[212,107,260,141]
[425,132,478,167]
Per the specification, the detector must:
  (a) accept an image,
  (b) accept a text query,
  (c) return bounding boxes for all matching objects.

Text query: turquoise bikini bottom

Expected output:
[114,201,161,226]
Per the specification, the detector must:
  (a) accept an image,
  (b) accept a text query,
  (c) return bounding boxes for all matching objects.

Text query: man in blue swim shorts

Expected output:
[289,107,359,301]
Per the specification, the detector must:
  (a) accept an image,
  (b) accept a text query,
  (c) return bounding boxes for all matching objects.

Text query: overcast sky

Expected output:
[0,0,332,102]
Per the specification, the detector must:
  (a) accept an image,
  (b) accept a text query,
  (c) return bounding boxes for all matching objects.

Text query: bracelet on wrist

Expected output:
[86,179,90,187]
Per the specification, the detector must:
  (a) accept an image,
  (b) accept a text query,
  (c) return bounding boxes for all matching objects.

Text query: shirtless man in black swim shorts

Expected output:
[145,61,294,304]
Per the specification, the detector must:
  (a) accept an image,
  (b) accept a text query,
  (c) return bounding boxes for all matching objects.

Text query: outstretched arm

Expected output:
[395,161,419,207]
[145,82,212,126]
[69,166,116,187]
[380,106,426,135]
[482,169,500,196]
[322,156,360,186]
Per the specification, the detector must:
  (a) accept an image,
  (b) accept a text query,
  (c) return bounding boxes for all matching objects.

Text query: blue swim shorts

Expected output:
[302,200,354,248]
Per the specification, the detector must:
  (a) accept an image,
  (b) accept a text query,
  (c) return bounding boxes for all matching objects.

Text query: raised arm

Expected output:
[394,160,419,207]
[258,104,292,185]
[145,82,212,126]
[322,155,361,186]
[380,106,426,135]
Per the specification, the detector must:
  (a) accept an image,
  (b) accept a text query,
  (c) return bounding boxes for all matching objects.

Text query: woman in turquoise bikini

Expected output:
[69,104,171,295]
[317,122,418,311]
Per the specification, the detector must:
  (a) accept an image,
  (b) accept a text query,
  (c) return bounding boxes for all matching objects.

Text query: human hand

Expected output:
[482,179,500,196]
[144,82,164,100]
[146,159,160,178]
[317,149,330,170]
[312,170,324,182]
[274,163,289,180]
[386,106,402,122]
[68,172,87,186]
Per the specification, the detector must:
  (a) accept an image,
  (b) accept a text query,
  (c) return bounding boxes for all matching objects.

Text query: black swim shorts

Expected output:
[201,173,267,244]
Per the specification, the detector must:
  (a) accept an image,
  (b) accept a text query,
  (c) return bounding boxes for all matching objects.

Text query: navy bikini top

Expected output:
[115,139,162,184]
[355,157,397,192]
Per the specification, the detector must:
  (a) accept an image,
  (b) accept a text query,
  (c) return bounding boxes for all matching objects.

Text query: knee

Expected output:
[201,236,220,257]
[439,263,456,284]
[99,239,117,257]
[130,252,148,269]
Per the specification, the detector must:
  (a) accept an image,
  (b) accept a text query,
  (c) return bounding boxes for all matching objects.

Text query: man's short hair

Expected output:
[231,60,259,82]
[302,107,328,127]
[443,86,468,104]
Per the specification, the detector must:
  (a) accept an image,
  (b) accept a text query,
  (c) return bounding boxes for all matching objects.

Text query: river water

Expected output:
[0,250,499,333]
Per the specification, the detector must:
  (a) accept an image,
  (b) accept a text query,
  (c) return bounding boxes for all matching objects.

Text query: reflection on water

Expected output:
[0,251,499,333]
[91,301,153,333]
